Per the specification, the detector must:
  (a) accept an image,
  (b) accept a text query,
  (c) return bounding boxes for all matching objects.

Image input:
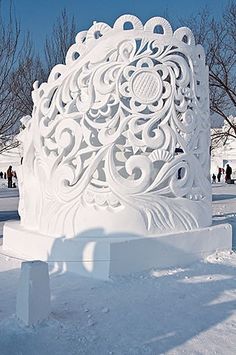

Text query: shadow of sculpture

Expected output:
[47,228,144,280]
[46,227,216,280]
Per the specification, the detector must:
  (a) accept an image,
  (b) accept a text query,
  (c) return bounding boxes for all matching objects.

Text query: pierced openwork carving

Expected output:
[19,15,211,237]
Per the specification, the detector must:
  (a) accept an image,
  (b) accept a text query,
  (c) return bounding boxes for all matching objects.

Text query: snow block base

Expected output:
[3,221,232,280]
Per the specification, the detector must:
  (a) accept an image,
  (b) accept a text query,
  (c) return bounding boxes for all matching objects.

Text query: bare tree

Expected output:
[44,9,78,71]
[0,0,47,154]
[0,1,23,152]
[182,2,236,149]
[10,54,46,116]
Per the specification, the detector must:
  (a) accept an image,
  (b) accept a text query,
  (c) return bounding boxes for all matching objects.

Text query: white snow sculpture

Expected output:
[18,15,211,238]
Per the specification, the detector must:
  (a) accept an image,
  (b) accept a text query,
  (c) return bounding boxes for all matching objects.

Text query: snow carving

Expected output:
[19,15,211,237]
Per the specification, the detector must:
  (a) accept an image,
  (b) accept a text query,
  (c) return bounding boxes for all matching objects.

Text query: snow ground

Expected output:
[0,184,235,355]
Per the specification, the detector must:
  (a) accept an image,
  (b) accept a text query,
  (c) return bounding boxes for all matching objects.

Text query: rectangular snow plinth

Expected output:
[110,224,233,275]
[3,221,232,280]
[16,261,51,326]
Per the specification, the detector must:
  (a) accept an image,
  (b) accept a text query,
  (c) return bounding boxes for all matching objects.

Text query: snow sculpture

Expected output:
[18,15,211,238]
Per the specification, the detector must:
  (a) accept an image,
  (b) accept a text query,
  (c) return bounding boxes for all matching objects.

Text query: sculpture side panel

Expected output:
[19,15,212,237]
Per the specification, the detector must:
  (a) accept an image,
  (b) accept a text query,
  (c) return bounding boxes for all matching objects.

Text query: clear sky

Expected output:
[3,0,228,52]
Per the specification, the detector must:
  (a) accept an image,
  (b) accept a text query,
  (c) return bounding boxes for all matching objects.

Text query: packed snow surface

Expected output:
[0,184,235,355]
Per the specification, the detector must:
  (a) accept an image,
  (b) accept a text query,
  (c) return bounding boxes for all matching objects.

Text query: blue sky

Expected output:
[3,0,227,52]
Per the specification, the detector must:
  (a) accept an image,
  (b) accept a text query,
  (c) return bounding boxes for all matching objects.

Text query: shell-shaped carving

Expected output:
[173,27,195,46]
[113,14,143,30]
[65,45,81,65]
[65,31,87,65]
[75,31,87,45]
[144,17,173,39]
[149,149,173,162]
[48,64,66,84]
[149,149,173,163]
[86,22,111,44]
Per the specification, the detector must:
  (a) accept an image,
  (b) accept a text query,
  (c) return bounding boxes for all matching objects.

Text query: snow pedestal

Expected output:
[3,15,232,280]
[16,261,50,325]
[4,221,232,280]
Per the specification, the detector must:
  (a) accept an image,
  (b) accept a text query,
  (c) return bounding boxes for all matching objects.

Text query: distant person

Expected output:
[4,172,6,179]
[12,171,17,188]
[7,165,13,188]
[217,168,221,182]
[225,164,232,182]
[212,174,216,183]
[0,171,3,179]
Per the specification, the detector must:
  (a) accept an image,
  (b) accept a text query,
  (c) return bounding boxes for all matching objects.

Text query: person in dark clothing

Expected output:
[225,164,232,182]
[7,165,13,188]
[212,173,216,183]
[0,171,3,179]
[217,168,222,182]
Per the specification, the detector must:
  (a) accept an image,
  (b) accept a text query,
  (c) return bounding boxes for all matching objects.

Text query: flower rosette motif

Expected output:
[118,56,172,115]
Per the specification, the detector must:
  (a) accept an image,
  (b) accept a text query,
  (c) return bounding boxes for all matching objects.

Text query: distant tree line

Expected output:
[0,1,235,152]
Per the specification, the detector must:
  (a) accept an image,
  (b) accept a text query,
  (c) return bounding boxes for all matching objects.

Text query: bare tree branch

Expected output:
[181,2,236,151]
[44,9,78,71]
